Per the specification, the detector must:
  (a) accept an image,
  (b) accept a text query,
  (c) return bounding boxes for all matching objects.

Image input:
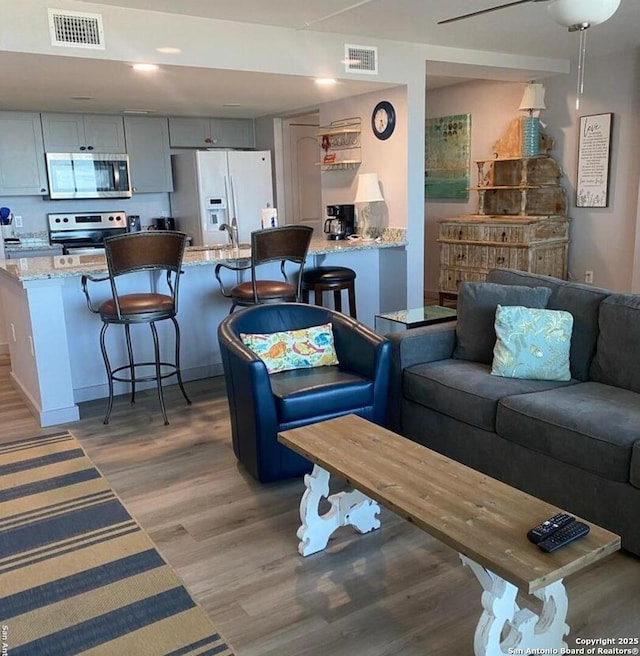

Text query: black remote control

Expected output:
[527,513,576,544]
[538,521,590,552]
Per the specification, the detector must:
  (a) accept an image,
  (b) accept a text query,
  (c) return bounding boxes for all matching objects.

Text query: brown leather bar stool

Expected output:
[81,231,191,425]
[301,266,357,318]
[215,225,313,313]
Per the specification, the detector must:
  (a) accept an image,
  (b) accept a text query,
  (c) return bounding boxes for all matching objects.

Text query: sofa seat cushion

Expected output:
[497,382,640,482]
[271,366,373,424]
[403,359,574,432]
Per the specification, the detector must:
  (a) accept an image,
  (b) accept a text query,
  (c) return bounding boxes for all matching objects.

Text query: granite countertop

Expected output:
[4,242,62,252]
[0,236,406,282]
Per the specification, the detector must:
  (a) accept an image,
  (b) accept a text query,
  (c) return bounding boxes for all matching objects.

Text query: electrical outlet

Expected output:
[585,270,594,284]
[13,215,22,228]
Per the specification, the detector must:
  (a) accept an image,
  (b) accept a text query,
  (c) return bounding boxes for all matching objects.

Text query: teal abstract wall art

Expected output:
[425,113,471,201]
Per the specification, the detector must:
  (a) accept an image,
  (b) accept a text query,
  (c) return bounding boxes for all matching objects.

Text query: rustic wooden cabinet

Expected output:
[438,155,569,303]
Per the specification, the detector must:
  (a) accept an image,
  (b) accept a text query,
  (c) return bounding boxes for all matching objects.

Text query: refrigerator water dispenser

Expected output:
[206,197,228,230]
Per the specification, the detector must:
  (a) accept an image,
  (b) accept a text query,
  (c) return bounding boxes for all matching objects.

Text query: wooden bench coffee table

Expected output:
[278,414,620,656]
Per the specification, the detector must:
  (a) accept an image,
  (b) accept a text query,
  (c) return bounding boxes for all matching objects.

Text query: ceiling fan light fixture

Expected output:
[547,0,621,30]
[547,0,621,110]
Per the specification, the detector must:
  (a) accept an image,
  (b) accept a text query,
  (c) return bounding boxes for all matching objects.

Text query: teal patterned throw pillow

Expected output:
[491,305,573,381]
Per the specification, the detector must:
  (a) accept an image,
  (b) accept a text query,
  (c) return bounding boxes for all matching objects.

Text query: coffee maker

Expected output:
[324,204,355,240]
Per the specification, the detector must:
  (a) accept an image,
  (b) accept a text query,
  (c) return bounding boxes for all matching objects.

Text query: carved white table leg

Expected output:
[297,464,381,556]
[461,555,569,656]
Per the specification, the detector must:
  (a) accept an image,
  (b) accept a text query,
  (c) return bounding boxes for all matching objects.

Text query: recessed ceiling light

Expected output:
[132,63,159,72]
[156,47,181,54]
[315,78,337,86]
[123,109,155,115]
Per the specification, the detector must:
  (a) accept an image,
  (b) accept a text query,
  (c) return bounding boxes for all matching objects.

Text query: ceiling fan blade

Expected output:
[438,0,544,25]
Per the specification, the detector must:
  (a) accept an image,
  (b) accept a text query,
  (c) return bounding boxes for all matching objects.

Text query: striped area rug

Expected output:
[0,431,234,656]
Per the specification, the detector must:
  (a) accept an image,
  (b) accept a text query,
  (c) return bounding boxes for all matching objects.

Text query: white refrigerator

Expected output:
[170,150,273,246]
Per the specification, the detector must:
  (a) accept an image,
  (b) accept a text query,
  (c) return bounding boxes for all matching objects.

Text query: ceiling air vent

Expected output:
[48,8,105,49]
[344,45,378,75]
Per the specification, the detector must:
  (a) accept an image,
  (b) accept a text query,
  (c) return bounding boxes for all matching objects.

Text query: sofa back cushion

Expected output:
[590,294,640,392]
[487,269,610,381]
[453,281,551,364]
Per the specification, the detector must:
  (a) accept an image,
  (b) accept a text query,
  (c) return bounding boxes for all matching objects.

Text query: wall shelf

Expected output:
[317,118,361,170]
[316,160,360,171]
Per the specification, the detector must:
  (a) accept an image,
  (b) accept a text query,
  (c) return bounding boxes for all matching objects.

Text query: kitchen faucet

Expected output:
[219,217,239,248]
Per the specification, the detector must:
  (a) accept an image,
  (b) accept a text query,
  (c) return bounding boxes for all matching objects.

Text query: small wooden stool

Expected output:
[301,266,357,318]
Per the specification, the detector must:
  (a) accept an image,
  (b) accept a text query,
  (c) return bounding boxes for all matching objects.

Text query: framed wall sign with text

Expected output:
[576,113,613,208]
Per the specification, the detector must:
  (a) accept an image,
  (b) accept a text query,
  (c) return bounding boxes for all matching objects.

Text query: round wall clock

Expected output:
[371,101,396,140]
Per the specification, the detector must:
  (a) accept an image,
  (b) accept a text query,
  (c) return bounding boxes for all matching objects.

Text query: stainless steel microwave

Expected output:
[45,152,132,200]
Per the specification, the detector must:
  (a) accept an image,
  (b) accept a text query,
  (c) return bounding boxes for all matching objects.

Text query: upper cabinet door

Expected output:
[124,116,173,193]
[0,112,48,196]
[210,118,255,149]
[83,115,126,153]
[168,117,255,149]
[41,113,125,152]
[41,113,85,151]
[168,118,212,148]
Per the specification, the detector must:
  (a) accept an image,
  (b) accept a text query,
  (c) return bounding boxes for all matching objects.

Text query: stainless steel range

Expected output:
[48,211,128,254]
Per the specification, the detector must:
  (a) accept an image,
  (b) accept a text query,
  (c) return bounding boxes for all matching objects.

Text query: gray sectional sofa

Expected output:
[387,268,640,556]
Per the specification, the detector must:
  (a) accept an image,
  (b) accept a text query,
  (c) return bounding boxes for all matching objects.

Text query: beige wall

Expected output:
[424,47,640,294]
[319,86,408,232]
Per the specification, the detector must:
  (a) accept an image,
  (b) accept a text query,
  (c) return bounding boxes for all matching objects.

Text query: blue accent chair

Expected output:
[218,303,391,483]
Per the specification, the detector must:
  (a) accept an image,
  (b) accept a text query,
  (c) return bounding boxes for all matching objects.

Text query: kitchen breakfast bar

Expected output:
[0,237,406,427]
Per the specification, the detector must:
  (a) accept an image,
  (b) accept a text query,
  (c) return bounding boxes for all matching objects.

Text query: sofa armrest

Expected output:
[386,321,457,432]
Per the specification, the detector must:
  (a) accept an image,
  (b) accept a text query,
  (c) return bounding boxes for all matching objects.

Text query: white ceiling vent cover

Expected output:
[48,8,105,49]
[344,45,378,75]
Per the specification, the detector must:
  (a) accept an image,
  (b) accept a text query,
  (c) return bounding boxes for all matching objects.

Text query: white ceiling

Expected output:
[79,0,638,59]
[3,0,638,118]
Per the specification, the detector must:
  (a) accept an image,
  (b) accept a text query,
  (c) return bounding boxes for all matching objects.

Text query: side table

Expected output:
[374,305,456,334]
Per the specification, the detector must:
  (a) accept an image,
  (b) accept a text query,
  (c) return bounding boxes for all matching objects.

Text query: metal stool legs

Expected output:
[99,318,191,425]
[171,316,192,407]
[100,322,114,425]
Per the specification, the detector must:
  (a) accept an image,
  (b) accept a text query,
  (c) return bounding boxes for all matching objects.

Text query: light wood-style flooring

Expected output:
[1,354,639,654]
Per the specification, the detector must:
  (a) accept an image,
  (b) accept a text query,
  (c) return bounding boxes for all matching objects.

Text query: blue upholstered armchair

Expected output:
[218,303,391,483]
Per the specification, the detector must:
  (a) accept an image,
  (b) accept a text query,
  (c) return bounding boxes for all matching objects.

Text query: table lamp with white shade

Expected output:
[519,83,546,157]
[355,173,384,240]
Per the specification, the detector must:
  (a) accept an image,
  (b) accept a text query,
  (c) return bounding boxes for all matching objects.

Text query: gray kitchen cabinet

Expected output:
[0,112,49,196]
[124,116,173,193]
[41,113,126,153]
[168,117,255,149]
